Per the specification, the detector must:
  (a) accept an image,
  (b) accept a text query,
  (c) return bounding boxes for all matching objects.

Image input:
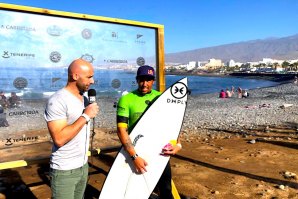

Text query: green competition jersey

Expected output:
[117,89,161,133]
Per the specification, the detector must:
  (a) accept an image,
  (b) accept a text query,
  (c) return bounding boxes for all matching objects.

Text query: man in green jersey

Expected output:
[116,65,182,199]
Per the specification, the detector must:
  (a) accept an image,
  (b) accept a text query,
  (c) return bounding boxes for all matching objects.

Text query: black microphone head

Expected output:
[88,89,96,103]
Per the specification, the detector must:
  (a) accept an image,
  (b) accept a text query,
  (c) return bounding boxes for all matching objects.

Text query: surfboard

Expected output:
[99,77,188,199]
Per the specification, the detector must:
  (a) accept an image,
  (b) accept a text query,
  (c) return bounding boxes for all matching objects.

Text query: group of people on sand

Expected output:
[0,91,22,109]
[219,86,249,99]
[0,91,22,127]
[44,59,180,199]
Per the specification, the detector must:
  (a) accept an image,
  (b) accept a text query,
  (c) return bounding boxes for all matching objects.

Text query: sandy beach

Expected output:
[1,82,298,198]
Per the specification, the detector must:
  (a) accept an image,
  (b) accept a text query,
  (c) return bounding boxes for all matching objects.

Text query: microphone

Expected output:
[88,89,96,139]
[88,89,96,104]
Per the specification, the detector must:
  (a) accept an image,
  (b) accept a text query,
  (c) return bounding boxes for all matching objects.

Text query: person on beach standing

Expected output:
[44,59,99,199]
[116,65,182,199]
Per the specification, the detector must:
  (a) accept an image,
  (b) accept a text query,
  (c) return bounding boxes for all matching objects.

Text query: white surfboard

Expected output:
[99,77,188,199]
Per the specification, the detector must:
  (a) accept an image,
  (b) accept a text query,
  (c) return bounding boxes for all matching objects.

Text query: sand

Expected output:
[1,82,298,198]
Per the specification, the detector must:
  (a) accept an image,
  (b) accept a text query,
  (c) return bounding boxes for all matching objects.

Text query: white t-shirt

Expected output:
[44,88,90,170]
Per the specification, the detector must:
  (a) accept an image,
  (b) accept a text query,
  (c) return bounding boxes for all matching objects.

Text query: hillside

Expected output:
[165,34,298,64]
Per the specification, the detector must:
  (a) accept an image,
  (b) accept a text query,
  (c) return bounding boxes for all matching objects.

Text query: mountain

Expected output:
[165,34,298,64]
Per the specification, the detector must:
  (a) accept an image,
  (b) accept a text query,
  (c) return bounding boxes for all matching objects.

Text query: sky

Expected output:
[1,0,298,53]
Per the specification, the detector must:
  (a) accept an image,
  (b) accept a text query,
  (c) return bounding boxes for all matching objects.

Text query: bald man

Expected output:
[44,59,99,199]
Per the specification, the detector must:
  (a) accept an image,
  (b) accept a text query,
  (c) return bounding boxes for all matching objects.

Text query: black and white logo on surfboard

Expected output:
[170,81,188,99]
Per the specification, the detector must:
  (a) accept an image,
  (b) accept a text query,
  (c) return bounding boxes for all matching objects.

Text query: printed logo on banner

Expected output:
[1,51,35,59]
[8,109,39,117]
[5,136,39,146]
[136,57,145,66]
[81,54,95,63]
[102,31,127,43]
[112,31,118,38]
[111,79,121,89]
[47,25,63,36]
[2,51,9,58]
[50,51,61,63]
[51,77,62,88]
[135,34,145,44]
[104,59,128,64]
[0,24,36,32]
[13,77,28,90]
[81,28,92,39]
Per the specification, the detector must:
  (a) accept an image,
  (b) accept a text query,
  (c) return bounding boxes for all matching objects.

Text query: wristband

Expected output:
[131,154,138,161]
[176,143,182,149]
[81,113,90,123]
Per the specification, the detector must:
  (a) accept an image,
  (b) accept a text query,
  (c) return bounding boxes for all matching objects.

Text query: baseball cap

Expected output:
[136,65,155,79]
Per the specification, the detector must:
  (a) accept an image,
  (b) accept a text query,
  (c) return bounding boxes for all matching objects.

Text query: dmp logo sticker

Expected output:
[170,82,188,99]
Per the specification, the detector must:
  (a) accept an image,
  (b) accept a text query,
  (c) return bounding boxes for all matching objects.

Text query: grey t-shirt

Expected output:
[44,88,90,170]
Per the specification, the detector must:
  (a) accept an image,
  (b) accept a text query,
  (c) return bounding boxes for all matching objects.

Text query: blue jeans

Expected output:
[50,163,89,199]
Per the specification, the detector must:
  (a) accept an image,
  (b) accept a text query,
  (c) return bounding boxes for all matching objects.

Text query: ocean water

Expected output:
[0,68,279,99]
[166,75,279,95]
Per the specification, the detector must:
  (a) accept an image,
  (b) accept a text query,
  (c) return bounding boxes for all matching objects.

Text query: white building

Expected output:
[227,59,243,67]
[186,61,197,70]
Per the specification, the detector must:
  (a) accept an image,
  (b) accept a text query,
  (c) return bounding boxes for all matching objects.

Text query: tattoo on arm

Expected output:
[124,138,133,150]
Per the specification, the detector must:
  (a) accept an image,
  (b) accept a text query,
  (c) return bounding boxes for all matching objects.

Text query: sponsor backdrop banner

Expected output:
[0,8,157,162]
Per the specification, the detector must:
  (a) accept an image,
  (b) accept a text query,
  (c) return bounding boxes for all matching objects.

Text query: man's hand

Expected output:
[84,103,99,118]
[133,156,148,174]
[161,143,182,156]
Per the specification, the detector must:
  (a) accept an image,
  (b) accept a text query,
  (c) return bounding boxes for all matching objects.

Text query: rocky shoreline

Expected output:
[181,82,298,137]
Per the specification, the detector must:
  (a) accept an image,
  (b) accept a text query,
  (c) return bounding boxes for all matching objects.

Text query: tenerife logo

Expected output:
[2,51,35,59]
[49,51,61,63]
[170,82,188,99]
[2,51,9,58]
[81,28,92,39]
[47,25,63,36]
[132,134,144,146]
[5,136,38,146]
[81,54,94,63]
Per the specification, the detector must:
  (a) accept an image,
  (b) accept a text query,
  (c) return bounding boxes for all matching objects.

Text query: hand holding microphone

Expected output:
[84,89,99,119]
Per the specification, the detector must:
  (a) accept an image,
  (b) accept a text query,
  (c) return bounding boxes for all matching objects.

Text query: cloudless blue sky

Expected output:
[1,0,298,53]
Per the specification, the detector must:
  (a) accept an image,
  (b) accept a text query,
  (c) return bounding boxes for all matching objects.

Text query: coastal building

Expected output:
[186,61,197,70]
[198,61,208,68]
[260,58,283,65]
[227,59,243,67]
[204,58,223,69]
